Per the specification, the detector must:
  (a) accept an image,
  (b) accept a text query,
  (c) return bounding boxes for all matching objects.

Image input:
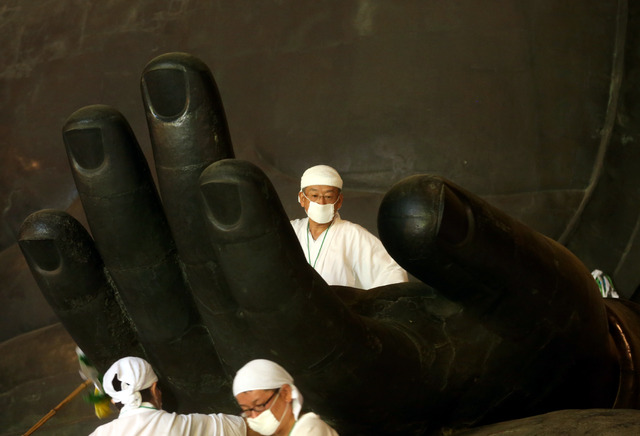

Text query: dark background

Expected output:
[2,1,640,434]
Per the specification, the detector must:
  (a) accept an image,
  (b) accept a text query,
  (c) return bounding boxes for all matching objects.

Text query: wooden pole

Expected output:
[23,379,92,436]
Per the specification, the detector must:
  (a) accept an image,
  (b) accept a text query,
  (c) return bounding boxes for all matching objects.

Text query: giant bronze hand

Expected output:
[17,52,640,435]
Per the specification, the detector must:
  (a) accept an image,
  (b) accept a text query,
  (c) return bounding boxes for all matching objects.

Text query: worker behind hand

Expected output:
[89,356,247,436]
[290,164,408,289]
[233,359,338,436]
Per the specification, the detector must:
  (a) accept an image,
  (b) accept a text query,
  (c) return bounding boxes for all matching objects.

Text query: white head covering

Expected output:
[300,165,343,190]
[233,359,304,419]
[103,356,158,413]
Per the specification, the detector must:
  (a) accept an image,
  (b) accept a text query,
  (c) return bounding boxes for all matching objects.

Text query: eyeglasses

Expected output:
[240,389,280,417]
[302,192,339,204]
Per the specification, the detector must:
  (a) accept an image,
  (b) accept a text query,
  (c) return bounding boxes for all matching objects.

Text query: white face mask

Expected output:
[246,394,289,435]
[302,192,339,224]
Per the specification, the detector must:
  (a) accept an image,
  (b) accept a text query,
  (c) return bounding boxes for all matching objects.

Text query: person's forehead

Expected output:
[305,185,340,193]
[236,389,271,405]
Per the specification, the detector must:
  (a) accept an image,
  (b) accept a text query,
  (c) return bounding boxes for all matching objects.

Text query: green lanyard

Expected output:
[306,221,331,269]
[288,419,298,436]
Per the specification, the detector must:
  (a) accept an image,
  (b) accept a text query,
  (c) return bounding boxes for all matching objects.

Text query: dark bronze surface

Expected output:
[17,52,640,435]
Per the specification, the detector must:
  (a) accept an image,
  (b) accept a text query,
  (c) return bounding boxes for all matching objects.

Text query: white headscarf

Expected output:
[233,359,304,419]
[300,165,343,190]
[103,356,158,413]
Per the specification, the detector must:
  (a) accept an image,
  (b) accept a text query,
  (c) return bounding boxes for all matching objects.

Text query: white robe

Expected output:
[290,214,408,289]
[89,404,246,436]
[290,412,339,436]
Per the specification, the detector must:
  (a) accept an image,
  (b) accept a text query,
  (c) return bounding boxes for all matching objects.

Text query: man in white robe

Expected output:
[233,359,339,436]
[290,165,407,289]
[89,356,247,436]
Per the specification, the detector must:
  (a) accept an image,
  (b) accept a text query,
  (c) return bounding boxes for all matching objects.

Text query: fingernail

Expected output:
[201,181,242,227]
[63,127,105,170]
[143,68,187,119]
[20,239,61,272]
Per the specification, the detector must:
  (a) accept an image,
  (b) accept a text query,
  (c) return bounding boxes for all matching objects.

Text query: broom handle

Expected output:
[23,379,92,436]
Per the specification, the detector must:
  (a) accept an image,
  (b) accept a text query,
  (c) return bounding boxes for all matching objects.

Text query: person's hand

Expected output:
[17,52,628,434]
